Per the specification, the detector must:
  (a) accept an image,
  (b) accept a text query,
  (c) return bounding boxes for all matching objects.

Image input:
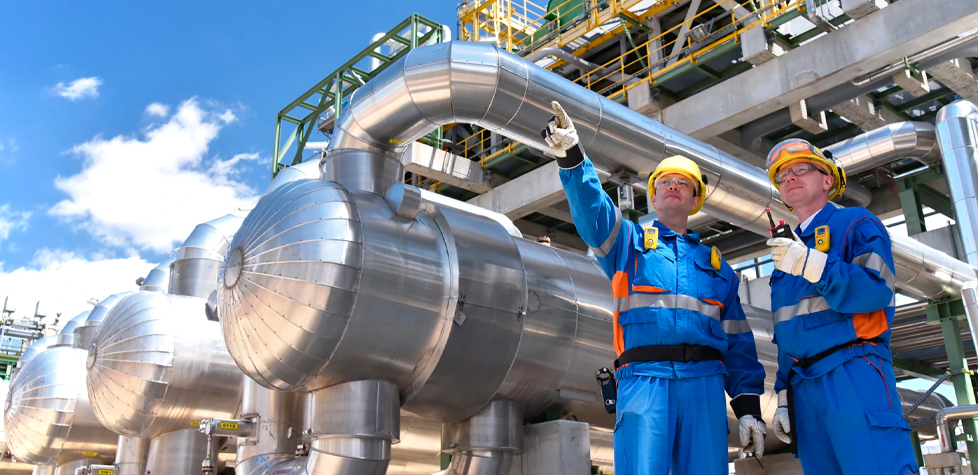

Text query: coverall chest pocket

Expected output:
[631,248,675,294]
[693,257,727,307]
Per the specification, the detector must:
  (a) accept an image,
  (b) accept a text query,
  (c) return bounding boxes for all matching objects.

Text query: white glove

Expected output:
[772,389,791,444]
[767,237,827,284]
[738,414,767,459]
[543,101,579,158]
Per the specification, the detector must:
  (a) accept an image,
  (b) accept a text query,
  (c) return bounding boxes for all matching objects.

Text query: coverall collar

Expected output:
[794,202,838,237]
[650,219,702,244]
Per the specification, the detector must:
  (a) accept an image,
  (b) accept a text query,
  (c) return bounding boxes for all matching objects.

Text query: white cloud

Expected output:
[0,249,152,324]
[50,98,260,253]
[146,102,170,117]
[53,77,103,101]
[0,204,30,243]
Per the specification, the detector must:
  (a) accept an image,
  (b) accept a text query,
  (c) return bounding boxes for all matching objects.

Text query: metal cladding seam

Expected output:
[218,178,364,392]
[824,121,939,175]
[4,346,116,466]
[330,41,977,299]
[86,291,241,439]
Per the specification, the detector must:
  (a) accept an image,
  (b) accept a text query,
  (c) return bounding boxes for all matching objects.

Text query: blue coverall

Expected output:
[771,202,919,474]
[560,155,766,475]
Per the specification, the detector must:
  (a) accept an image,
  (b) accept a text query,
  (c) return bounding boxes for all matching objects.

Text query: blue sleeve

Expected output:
[774,333,791,393]
[722,279,766,399]
[558,156,631,277]
[815,216,895,313]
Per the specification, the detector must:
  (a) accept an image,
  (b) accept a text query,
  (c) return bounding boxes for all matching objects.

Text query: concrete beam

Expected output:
[513,219,587,254]
[658,0,978,139]
[789,99,828,134]
[401,142,491,193]
[467,161,568,219]
[892,68,931,98]
[841,0,888,20]
[928,58,978,103]
[832,94,903,130]
[741,24,790,66]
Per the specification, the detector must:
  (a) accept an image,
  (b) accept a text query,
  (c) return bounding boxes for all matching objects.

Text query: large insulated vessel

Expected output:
[218,174,615,426]
[86,291,242,438]
[3,344,118,467]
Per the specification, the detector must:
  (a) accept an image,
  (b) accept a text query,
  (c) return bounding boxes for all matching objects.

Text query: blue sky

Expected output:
[0,1,457,319]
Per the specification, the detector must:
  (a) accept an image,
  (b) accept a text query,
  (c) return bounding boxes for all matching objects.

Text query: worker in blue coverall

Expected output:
[764,138,919,474]
[542,101,767,474]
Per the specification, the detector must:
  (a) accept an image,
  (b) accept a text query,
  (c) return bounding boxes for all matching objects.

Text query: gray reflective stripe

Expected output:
[590,207,622,258]
[773,296,830,325]
[852,252,896,291]
[722,319,752,334]
[614,293,721,321]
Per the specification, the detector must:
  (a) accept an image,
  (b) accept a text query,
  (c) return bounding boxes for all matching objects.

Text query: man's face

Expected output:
[777,158,834,208]
[651,172,699,215]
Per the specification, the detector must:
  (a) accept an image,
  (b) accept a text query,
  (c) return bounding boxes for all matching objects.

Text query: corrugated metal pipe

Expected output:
[330,41,977,299]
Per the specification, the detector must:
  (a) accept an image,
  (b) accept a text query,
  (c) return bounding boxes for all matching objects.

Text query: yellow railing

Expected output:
[565,0,803,101]
[453,0,804,174]
[459,0,651,55]
[457,128,526,169]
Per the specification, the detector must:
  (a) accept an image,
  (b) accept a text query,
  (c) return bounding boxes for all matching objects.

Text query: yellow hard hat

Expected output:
[765,138,847,200]
[648,155,708,215]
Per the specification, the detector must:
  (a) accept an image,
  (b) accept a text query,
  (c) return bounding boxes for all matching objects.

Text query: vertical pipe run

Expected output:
[937,100,978,268]
[113,436,150,475]
[440,400,523,475]
[305,380,400,475]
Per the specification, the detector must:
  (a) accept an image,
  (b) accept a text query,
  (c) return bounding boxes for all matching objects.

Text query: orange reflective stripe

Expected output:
[613,311,624,357]
[853,308,889,339]
[701,298,724,310]
[612,271,629,356]
[631,285,667,294]
[612,271,629,298]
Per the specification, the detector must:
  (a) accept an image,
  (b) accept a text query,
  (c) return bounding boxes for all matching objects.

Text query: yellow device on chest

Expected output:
[815,225,830,252]
[644,227,658,250]
[711,246,722,270]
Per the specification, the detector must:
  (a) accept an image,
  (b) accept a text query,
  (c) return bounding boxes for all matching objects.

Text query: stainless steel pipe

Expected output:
[937,405,978,453]
[144,429,213,475]
[305,380,400,475]
[440,400,523,475]
[824,121,939,175]
[234,377,304,475]
[113,436,150,475]
[73,292,130,351]
[169,214,243,299]
[329,40,976,299]
[937,100,978,268]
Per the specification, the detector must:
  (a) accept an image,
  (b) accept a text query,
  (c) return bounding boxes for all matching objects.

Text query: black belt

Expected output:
[786,337,884,454]
[614,344,722,370]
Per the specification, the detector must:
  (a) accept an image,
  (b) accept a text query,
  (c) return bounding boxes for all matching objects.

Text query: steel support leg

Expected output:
[939,315,978,475]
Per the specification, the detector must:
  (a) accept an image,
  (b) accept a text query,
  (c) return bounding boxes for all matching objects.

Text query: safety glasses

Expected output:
[774,162,828,184]
[655,176,694,190]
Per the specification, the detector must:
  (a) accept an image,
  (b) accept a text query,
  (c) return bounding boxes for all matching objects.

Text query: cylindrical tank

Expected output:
[169,215,243,299]
[73,292,131,351]
[9,335,56,383]
[54,311,89,348]
[0,378,34,474]
[86,291,242,438]
[219,167,618,426]
[4,346,117,466]
[139,258,172,293]
[52,458,96,475]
